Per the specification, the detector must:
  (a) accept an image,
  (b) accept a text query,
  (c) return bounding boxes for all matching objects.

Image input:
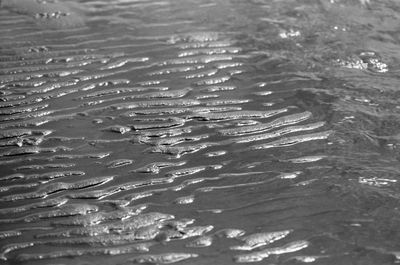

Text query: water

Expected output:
[0,0,400,264]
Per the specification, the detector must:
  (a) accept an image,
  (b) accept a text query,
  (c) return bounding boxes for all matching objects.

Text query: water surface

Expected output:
[1,0,400,264]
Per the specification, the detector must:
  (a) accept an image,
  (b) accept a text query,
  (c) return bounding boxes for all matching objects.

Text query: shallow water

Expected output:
[1,0,400,264]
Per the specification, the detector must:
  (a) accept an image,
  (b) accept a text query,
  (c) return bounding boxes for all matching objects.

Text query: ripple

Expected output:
[0,1,342,264]
[234,240,309,263]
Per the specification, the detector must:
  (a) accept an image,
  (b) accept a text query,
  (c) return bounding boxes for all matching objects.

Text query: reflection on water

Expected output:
[1,0,400,264]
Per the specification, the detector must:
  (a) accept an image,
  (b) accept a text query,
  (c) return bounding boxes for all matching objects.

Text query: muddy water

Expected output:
[1,0,400,264]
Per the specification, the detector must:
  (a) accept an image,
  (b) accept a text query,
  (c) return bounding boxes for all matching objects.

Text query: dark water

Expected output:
[1,0,400,264]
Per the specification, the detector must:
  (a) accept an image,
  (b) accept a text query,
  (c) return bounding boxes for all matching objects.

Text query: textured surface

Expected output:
[1,0,400,264]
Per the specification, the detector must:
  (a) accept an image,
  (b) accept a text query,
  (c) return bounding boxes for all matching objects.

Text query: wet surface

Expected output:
[1,0,400,264]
